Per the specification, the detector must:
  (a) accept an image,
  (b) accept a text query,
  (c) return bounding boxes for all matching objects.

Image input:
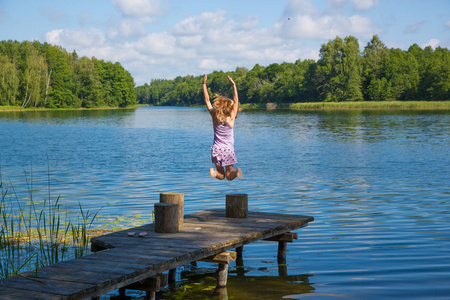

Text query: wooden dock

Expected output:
[0,209,313,299]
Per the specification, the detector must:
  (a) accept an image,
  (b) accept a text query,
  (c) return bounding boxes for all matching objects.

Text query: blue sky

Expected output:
[1,0,449,85]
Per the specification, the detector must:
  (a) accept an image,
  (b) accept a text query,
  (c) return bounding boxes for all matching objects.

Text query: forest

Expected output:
[0,40,136,108]
[136,35,450,106]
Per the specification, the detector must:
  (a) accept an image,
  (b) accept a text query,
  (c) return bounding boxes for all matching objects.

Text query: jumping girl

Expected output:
[203,74,243,181]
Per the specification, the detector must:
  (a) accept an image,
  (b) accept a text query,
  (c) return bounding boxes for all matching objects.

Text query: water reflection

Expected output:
[1,107,450,299]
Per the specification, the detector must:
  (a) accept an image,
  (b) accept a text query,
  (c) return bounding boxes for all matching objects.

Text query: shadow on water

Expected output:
[154,263,314,300]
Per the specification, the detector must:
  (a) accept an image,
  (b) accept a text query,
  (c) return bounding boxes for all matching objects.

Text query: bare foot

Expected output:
[210,168,216,177]
[236,167,242,178]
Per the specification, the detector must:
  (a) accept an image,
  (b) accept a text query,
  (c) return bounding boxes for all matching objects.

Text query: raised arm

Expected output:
[228,75,239,119]
[203,75,214,114]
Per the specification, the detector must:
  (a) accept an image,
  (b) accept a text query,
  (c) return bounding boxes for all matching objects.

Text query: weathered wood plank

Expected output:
[2,209,313,300]
[264,232,298,242]
[1,275,96,298]
[0,287,65,300]
[200,251,237,264]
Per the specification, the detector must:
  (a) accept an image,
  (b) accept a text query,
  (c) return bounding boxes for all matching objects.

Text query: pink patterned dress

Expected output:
[211,119,237,167]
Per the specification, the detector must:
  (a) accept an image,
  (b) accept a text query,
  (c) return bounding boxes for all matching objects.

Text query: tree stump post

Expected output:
[160,192,184,227]
[226,194,248,218]
[217,263,229,287]
[154,203,180,233]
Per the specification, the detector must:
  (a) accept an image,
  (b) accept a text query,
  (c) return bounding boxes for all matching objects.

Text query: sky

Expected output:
[1,0,449,85]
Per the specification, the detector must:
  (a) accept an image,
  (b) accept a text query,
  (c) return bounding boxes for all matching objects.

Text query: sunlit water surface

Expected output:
[1,107,449,299]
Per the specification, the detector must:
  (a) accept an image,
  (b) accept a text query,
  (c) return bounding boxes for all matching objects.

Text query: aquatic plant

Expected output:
[0,168,100,279]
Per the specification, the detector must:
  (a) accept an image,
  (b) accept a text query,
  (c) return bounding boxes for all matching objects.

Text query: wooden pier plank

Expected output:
[1,275,96,299]
[0,287,65,300]
[1,209,313,299]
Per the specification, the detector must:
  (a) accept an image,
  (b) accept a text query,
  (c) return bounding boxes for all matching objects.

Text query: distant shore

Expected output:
[239,101,450,110]
[0,105,141,112]
[1,101,449,112]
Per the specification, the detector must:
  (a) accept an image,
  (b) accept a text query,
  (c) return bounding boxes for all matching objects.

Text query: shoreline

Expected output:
[1,101,449,112]
[0,105,142,112]
[239,101,450,110]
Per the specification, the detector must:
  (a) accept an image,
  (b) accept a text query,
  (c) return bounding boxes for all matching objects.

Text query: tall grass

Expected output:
[0,168,100,279]
[240,101,450,110]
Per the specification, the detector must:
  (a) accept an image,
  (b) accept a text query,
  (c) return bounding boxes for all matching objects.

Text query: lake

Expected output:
[1,107,449,299]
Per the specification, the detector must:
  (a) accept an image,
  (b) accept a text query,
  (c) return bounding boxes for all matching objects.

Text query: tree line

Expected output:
[136,35,449,106]
[0,40,136,108]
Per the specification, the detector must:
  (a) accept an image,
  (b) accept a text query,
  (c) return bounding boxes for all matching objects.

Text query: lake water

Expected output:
[1,107,449,299]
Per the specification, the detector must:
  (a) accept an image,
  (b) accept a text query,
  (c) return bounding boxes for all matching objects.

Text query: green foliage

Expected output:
[0,40,136,108]
[136,35,449,106]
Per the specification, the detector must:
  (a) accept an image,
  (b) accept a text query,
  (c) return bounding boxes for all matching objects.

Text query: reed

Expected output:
[0,170,100,279]
[240,101,450,110]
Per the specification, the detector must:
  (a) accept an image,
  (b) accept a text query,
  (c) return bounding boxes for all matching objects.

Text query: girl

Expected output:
[203,74,243,181]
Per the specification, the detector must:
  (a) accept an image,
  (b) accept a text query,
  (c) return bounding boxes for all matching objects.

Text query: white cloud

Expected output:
[280,0,377,40]
[45,28,106,48]
[422,38,440,49]
[111,0,163,17]
[284,0,319,16]
[117,19,147,38]
[172,11,227,36]
[327,0,379,10]
[135,32,177,56]
[43,0,377,84]
[445,20,450,28]
[351,0,379,10]
[280,13,375,39]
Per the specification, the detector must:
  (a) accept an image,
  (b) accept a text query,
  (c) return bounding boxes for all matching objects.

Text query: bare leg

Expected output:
[210,165,225,180]
[225,165,242,181]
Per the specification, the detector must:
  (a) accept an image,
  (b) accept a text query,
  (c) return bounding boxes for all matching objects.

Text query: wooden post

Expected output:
[160,192,184,227]
[217,263,229,287]
[235,246,245,278]
[168,268,177,283]
[236,246,243,260]
[226,194,248,218]
[146,291,156,300]
[154,203,180,233]
[278,241,287,261]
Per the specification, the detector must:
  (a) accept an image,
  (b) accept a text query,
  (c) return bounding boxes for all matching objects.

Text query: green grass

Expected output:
[0,105,140,112]
[240,101,450,110]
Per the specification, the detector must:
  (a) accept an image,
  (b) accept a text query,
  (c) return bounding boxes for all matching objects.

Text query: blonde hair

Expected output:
[213,95,234,123]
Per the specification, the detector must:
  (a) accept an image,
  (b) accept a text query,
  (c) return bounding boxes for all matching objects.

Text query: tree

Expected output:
[22,46,47,107]
[0,53,20,105]
[362,35,388,100]
[46,45,76,108]
[315,36,363,101]
[73,56,103,107]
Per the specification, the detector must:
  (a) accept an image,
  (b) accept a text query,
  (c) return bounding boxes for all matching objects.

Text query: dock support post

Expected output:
[168,268,177,283]
[154,203,180,233]
[217,263,229,287]
[277,241,288,277]
[160,192,184,227]
[226,194,248,218]
[236,246,243,260]
[146,291,156,300]
[277,241,287,261]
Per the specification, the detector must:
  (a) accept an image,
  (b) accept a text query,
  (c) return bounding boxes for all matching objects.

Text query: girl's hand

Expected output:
[227,75,235,86]
[203,74,207,84]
